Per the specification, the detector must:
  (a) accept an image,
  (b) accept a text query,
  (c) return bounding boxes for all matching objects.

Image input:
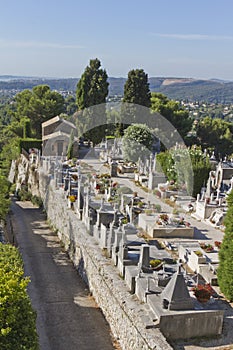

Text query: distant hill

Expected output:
[0,77,79,91]
[156,78,233,104]
[1,76,233,103]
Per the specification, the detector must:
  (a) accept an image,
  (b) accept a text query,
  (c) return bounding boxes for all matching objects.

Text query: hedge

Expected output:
[0,243,39,349]
[18,139,42,153]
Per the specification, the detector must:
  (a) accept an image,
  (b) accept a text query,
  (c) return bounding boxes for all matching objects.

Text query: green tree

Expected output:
[156,147,211,196]
[0,175,10,221]
[218,190,233,301]
[66,129,74,160]
[65,95,77,116]
[123,69,151,107]
[76,58,109,144]
[0,244,39,349]
[13,85,65,138]
[76,58,108,109]
[118,69,151,137]
[196,117,233,156]
[156,151,176,181]
[189,148,211,196]
[151,93,193,139]
[122,123,154,162]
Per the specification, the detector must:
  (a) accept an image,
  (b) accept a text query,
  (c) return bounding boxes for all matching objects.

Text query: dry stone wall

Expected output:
[39,173,172,350]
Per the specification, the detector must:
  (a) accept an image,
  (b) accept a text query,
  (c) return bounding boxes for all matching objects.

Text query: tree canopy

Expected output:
[123,69,151,107]
[122,123,154,162]
[196,117,233,156]
[13,85,65,138]
[151,93,193,139]
[156,146,211,196]
[75,58,109,144]
[76,58,109,110]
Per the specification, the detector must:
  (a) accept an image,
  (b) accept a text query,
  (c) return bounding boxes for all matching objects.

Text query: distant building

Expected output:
[42,116,78,157]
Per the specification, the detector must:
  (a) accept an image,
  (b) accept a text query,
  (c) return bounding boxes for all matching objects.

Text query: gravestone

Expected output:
[138,244,150,273]
[110,160,118,177]
[160,264,194,310]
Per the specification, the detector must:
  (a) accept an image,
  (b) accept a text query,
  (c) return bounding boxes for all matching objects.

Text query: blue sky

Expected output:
[1,0,233,79]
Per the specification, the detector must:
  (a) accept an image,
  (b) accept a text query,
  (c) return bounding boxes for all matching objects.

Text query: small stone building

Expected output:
[42,116,78,156]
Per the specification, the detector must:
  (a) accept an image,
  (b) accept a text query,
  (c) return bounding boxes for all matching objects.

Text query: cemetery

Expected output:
[9,136,233,349]
[9,139,232,348]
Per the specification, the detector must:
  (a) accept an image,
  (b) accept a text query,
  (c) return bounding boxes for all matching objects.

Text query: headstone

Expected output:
[138,244,150,272]
[64,174,69,191]
[160,264,194,310]
[112,225,124,266]
[110,160,118,177]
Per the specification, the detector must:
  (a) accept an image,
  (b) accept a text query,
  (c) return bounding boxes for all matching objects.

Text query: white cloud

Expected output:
[150,33,233,40]
[0,39,84,49]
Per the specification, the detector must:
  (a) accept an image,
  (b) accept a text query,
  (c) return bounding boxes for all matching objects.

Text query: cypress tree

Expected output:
[123,69,151,107]
[76,58,109,144]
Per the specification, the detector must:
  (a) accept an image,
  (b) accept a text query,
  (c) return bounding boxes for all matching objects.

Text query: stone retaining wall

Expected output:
[39,173,171,350]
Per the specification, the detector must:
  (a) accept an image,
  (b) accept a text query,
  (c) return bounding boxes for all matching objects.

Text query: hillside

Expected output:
[1,76,233,103]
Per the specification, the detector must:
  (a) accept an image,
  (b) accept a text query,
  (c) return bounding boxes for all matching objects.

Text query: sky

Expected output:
[0,0,233,80]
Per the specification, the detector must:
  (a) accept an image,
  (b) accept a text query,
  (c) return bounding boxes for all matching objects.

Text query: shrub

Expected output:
[17,188,32,201]
[18,138,42,153]
[218,191,233,301]
[153,204,161,212]
[0,243,39,349]
[31,195,43,208]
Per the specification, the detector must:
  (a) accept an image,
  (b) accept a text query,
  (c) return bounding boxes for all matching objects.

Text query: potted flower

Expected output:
[200,243,214,252]
[214,241,221,249]
[159,214,169,223]
[178,217,185,226]
[69,195,76,203]
[192,283,214,302]
[194,250,203,257]
[150,259,163,270]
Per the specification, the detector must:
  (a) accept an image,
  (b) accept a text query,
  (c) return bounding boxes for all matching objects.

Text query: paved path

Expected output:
[10,199,115,350]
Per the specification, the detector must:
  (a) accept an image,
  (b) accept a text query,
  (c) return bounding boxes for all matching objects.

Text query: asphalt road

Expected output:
[10,199,115,350]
